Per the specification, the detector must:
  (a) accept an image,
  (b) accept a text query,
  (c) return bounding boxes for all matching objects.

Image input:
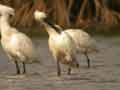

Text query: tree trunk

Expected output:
[75,0,88,27]
[47,0,70,27]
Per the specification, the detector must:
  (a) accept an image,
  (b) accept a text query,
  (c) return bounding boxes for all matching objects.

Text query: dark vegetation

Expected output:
[0,0,120,36]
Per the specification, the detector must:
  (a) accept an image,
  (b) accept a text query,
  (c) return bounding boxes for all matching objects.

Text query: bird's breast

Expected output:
[49,33,74,54]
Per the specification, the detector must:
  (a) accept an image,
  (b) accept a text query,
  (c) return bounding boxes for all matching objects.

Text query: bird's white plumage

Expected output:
[54,25,98,53]
[1,31,37,63]
[64,29,98,53]
[0,12,38,64]
[34,10,97,68]
[46,27,78,67]
[35,11,98,53]
[34,10,47,21]
[34,10,78,67]
[49,32,76,63]
[0,4,14,15]
[54,24,97,53]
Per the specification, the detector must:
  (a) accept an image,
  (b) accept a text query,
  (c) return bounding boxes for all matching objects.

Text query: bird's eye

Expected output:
[9,14,12,17]
[9,14,13,19]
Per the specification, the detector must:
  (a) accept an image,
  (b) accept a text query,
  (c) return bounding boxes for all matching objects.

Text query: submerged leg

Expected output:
[22,62,26,74]
[84,53,90,68]
[57,60,61,76]
[67,66,71,75]
[14,61,20,74]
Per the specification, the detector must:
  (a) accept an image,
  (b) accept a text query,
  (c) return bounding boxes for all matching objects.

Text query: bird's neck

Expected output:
[0,16,10,31]
[0,16,13,38]
[42,22,60,36]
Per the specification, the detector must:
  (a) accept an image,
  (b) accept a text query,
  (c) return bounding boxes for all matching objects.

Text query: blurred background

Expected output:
[0,0,120,36]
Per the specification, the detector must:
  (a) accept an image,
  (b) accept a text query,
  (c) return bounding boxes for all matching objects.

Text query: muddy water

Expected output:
[0,36,120,90]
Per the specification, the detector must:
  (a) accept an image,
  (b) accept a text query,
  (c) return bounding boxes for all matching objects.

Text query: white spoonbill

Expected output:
[64,29,98,68]
[34,10,79,76]
[0,6,39,74]
[34,10,98,68]
[55,25,98,68]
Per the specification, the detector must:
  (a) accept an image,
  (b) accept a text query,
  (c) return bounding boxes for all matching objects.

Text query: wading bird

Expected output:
[55,25,98,68]
[64,29,98,68]
[34,10,79,76]
[34,10,98,68]
[0,5,39,74]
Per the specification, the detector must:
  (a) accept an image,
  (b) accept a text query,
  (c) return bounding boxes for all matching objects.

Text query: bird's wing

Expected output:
[48,32,78,67]
[9,32,38,60]
[65,29,98,52]
[56,32,76,61]
[56,33,74,52]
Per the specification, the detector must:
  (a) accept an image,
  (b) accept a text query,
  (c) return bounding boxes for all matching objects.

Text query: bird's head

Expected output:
[34,10,47,22]
[0,4,15,17]
[34,10,62,33]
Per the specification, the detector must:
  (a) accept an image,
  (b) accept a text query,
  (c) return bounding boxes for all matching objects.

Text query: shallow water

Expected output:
[0,36,120,90]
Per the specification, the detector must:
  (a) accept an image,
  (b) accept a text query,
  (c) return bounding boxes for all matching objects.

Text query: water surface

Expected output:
[0,36,120,90]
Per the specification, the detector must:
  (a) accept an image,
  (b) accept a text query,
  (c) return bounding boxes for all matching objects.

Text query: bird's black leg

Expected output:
[67,66,71,75]
[22,62,26,74]
[14,61,20,74]
[57,60,61,76]
[84,52,90,68]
